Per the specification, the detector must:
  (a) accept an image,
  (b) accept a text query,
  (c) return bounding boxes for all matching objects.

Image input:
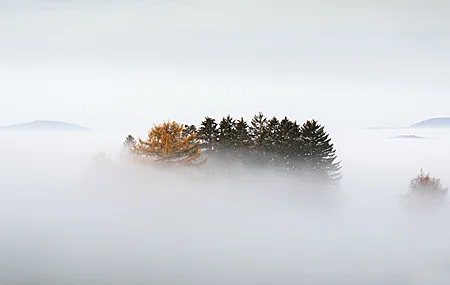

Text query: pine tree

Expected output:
[249,112,269,166]
[249,112,269,150]
[266,116,282,166]
[299,120,341,183]
[197,117,219,151]
[132,121,205,167]
[233,117,252,159]
[123,134,136,150]
[217,115,236,151]
[278,117,301,172]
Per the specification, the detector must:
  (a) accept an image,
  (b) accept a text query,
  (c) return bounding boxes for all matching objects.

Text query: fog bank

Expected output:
[1,129,450,284]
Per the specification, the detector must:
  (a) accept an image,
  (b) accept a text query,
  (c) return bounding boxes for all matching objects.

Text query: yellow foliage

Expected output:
[408,169,448,199]
[133,121,205,167]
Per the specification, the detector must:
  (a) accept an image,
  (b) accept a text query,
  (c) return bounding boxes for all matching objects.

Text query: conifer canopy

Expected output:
[125,113,342,187]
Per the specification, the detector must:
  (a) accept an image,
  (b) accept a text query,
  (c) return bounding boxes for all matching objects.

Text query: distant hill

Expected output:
[390,134,429,140]
[0,120,92,132]
[410,118,450,129]
[363,127,405,130]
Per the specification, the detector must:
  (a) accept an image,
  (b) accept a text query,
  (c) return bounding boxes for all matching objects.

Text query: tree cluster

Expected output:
[196,112,341,183]
[120,119,450,208]
[124,112,341,185]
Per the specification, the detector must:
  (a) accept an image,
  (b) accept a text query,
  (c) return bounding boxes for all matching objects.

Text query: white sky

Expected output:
[1,0,449,132]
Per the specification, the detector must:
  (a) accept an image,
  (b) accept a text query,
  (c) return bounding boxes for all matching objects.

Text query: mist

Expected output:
[1,128,450,285]
[2,0,450,130]
[2,0,450,283]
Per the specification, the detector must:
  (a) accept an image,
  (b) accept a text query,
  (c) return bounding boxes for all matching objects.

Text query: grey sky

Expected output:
[1,0,449,131]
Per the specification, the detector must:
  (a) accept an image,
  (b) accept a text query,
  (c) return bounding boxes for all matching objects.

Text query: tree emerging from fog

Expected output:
[200,112,340,183]
[131,121,206,167]
[124,112,342,185]
[197,116,219,152]
[406,169,448,206]
[123,134,136,149]
[299,120,342,184]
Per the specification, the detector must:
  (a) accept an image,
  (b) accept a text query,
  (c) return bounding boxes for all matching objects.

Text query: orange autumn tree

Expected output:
[133,121,206,167]
[406,169,448,206]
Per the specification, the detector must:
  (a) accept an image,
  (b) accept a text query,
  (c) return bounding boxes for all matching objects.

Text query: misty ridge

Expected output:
[0,120,92,132]
[1,113,450,285]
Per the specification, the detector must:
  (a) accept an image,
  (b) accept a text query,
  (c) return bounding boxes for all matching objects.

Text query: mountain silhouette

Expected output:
[0,120,92,132]
[409,118,450,129]
[390,134,429,140]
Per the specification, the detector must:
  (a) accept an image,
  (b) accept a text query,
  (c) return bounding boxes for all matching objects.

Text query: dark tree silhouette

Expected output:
[197,117,219,152]
[217,115,236,151]
[123,134,136,150]
[233,117,252,160]
[266,116,282,167]
[299,120,341,183]
[267,116,281,151]
[249,112,270,166]
[122,113,343,186]
[278,117,301,171]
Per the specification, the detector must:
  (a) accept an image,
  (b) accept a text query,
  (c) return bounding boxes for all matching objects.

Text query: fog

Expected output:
[1,0,450,283]
[1,128,450,284]
[2,0,450,130]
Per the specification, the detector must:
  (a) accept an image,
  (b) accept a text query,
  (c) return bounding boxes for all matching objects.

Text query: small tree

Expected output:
[407,169,448,205]
[133,121,205,167]
[123,135,136,150]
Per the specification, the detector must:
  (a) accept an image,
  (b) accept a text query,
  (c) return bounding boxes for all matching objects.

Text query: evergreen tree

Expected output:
[233,117,252,159]
[197,117,219,151]
[266,116,282,164]
[123,134,136,150]
[249,112,269,150]
[133,121,205,167]
[217,115,236,151]
[299,120,341,183]
[249,112,269,166]
[278,117,301,171]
